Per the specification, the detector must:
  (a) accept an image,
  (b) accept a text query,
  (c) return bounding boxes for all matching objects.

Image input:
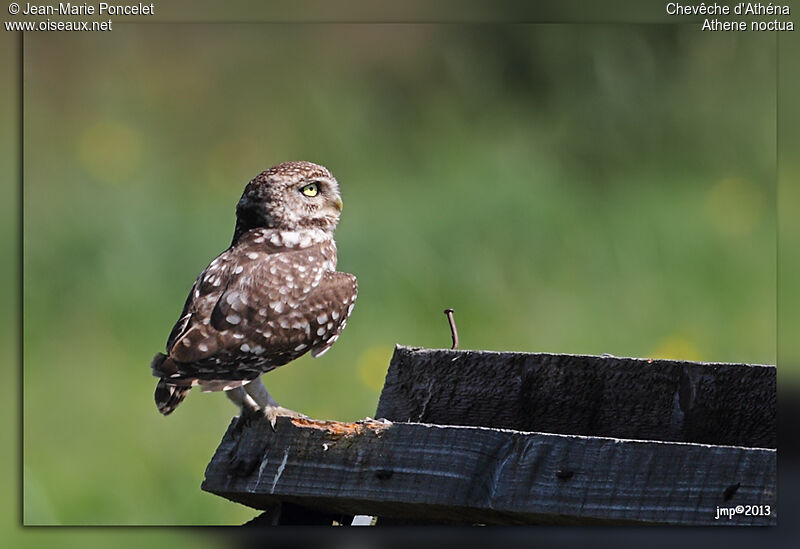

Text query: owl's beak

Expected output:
[332,196,343,212]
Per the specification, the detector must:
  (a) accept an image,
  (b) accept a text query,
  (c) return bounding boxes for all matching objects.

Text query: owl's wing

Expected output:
[204,247,319,339]
[166,244,356,366]
[202,250,357,359]
[308,271,358,358]
[165,251,238,363]
[165,283,198,352]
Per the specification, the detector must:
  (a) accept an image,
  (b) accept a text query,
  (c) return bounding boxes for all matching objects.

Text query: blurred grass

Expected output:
[2,29,216,549]
[19,24,778,526]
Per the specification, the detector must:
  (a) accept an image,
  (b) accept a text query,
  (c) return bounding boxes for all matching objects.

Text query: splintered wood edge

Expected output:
[289,417,392,437]
[286,417,773,451]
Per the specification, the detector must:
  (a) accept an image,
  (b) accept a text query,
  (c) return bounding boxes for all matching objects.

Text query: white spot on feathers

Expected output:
[282,232,300,247]
[226,314,241,325]
[240,343,250,352]
[247,252,259,260]
[295,344,307,351]
[317,313,328,324]
[234,265,244,274]
[198,343,208,352]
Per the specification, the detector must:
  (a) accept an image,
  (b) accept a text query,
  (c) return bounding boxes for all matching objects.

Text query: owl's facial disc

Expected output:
[232,162,343,242]
[298,177,343,216]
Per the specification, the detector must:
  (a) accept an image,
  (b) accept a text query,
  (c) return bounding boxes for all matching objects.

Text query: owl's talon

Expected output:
[262,405,308,430]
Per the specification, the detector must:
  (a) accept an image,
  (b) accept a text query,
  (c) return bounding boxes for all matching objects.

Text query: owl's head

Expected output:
[233,161,343,241]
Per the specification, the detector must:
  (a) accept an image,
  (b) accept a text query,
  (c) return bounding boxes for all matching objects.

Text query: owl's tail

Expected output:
[154,379,191,415]
[152,353,191,416]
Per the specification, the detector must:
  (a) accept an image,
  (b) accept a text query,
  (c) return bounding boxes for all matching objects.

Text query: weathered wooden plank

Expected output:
[375,346,776,448]
[202,416,776,525]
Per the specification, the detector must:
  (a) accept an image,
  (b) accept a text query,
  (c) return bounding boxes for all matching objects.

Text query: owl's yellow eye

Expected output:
[301,183,319,197]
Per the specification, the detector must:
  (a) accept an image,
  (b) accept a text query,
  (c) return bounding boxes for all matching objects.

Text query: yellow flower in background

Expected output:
[649,335,703,362]
[77,121,142,184]
[358,345,393,392]
[705,177,765,236]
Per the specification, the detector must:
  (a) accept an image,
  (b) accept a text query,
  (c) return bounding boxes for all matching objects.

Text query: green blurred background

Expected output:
[16,21,783,529]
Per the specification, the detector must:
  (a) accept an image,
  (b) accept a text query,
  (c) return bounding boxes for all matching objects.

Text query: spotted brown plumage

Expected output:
[151,161,357,421]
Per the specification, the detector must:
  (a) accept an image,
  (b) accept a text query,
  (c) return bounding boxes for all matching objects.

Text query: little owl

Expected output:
[151,161,357,426]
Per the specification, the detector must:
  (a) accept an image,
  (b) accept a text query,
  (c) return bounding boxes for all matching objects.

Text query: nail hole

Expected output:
[556,469,574,480]
[723,483,740,501]
[375,469,393,480]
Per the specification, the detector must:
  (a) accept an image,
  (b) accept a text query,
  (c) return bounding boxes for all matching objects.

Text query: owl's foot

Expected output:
[227,387,261,429]
[262,404,309,430]
[241,375,307,429]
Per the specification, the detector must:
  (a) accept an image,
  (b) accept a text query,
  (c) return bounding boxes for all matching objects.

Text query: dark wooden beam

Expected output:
[243,502,353,526]
[202,416,776,526]
[375,346,776,448]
